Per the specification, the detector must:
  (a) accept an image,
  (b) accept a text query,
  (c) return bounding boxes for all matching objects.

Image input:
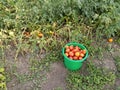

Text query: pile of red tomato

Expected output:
[64,45,86,60]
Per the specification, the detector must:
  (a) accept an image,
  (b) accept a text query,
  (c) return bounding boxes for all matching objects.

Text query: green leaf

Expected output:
[0,68,4,73]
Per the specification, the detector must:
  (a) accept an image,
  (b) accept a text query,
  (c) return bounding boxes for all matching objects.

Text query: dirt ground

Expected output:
[6,43,120,90]
[41,62,68,90]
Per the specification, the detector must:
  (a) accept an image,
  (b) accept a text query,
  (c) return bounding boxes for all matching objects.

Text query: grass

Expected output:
[0,68,7,90]
[114,56,120,78]
[53,87,63,90]
[66,62,116,90]
[116,87,120,90]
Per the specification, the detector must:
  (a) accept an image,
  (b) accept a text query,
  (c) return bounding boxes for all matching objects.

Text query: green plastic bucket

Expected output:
[62,42,88,70]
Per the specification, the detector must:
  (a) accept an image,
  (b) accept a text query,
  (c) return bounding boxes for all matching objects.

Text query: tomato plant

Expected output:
[0,68,7,90]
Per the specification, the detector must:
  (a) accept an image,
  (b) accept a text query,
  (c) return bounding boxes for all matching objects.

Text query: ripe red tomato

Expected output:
[65,53,69,57]
[64,45,86,61]
[80,53,84,57]
[66,48,70,53]
[75,52,80,57]
[81,50,86,54]
[75,46,80,50]
[78,56,82,60]
[38,33,43,38]
[65,46,69,49]
[108,38,113,43]
[69,45,74,50]
[73,56,78,60]
[69,56,73,60]
[69,51,74,57]
[72,48,79,52]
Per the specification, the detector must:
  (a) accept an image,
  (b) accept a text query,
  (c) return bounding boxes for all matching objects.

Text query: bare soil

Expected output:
[41,62,68,90]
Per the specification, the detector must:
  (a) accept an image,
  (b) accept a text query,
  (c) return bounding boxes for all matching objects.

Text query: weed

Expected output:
[66,62,116,90]
[114,56,120,78]
[5,63,17,82]
[0,68,7,90]
[116,86,120,90]
[53,87,63,90]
